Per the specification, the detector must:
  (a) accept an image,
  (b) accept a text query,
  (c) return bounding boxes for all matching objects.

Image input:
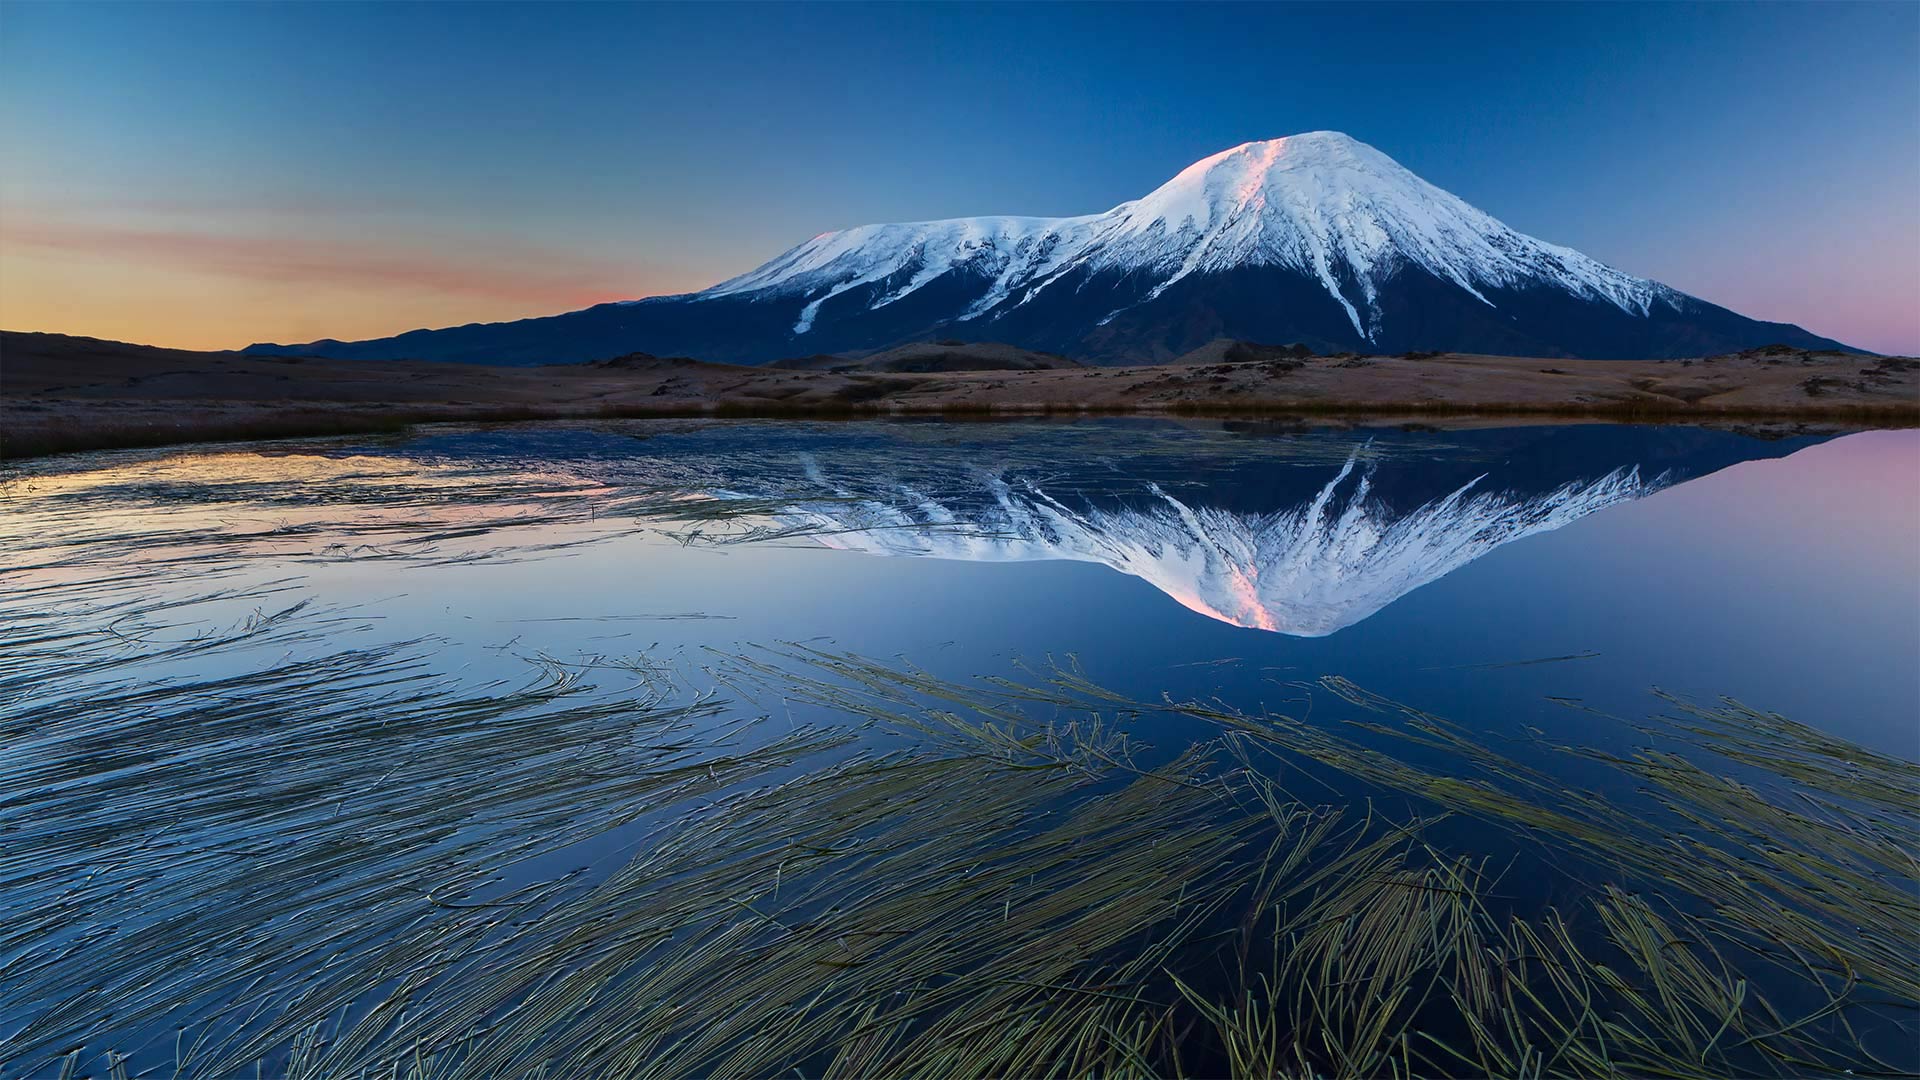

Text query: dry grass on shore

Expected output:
[7,395,1913,461]
[5,330,1915,459]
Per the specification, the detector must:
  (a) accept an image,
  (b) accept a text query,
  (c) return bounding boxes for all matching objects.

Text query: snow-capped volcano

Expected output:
[705,132,1679,344]
[247,133,1853,364]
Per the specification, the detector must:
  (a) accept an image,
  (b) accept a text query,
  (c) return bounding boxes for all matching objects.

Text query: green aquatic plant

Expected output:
[697,646,1919,1078]
[2,567,1914,1077]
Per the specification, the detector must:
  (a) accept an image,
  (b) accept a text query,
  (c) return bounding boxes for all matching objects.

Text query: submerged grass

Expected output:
[0,595,854,1077]
[697,647,1920,1078]
[4,611,1914,1078]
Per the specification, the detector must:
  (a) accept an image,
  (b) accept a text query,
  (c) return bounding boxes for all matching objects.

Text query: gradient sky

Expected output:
[3,1,1916,354]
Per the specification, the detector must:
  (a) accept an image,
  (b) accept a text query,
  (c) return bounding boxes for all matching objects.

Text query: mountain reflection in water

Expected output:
[499,421,1825,636]
[772,453,1662,635]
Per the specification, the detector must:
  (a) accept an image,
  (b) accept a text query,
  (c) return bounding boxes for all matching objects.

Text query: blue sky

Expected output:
[3,1,1915,352]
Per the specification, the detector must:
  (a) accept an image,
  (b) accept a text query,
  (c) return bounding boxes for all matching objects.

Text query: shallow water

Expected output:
[2,418,1915,1077]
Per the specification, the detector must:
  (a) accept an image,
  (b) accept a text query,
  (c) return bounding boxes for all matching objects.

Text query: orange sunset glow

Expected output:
[0,209,700,350]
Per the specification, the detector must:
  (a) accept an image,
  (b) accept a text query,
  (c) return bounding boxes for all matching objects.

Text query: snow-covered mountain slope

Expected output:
[703,214,1103,334]
[246,133,1856,365]
[700,132,1680,344]
[762,450,1662,636]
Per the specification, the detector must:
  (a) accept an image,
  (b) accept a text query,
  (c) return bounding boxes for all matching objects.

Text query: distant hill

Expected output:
[1169,339,1318,367]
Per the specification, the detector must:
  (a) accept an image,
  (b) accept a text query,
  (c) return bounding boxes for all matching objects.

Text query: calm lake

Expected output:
[3,418,1915,1078]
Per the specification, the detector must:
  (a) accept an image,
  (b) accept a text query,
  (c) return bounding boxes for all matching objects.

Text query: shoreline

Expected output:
[5,330,1915,461]
[6,397,1912,463]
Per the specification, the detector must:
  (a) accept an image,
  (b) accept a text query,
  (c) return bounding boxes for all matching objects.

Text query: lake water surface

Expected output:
[3,419,1915,1078]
